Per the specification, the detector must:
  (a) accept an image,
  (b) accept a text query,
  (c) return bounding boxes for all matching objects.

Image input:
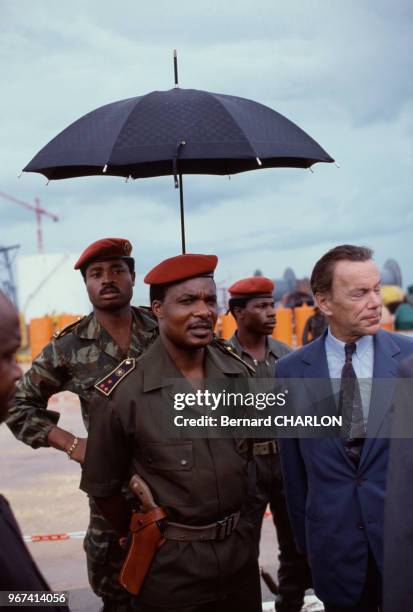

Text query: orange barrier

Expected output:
[380,322,395,332]
[218,308,402,350]
[19,312,28,350]
[295,305,315,347]
[273,308,293,347]
[29,314,82,359]
[58,314,80,330]
[220,312,237,340]
[29,317,54,359]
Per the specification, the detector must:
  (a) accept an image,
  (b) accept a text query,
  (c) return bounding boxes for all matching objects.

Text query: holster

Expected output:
[119,506,166,595]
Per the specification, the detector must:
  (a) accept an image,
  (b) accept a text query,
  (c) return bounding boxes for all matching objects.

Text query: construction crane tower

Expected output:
[0,244,19,306]
[0,191,58,253]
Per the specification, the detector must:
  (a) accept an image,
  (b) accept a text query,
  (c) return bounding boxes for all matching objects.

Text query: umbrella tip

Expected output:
[173,49,179,88]
[103,164,108,173]
[334,162,340,168]
[18,170,23,178]
[309,167,314,174]
[256,157,262,167]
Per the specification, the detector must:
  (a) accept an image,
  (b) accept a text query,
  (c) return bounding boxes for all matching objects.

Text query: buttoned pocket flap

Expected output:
[141,442,193,471]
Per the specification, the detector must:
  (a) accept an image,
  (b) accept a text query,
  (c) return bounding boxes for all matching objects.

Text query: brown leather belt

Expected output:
[253,440,278,456]
[163,511,240,542]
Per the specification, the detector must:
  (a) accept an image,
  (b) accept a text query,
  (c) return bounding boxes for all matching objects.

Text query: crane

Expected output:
[0,190,58,253]
[0,244,19,306]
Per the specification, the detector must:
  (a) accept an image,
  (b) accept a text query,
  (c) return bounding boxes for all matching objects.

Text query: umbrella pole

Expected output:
[178,174,186,254]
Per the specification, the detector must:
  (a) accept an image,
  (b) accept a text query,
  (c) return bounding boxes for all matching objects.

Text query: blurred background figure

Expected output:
[393,298,413,331]
[383,354,413,611]
[0,291,68,610]
[281,290,313,309]
[301,307,327,345]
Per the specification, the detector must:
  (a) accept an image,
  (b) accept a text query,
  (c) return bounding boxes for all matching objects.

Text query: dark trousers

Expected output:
[245,453,312,612]
[324,551,382,612]
[132,561,262,612]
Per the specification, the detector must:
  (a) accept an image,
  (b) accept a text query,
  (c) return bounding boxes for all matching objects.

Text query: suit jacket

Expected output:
[383,353,413,612]
[276,329,413,607]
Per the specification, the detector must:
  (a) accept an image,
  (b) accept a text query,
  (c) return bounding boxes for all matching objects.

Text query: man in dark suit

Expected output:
[276,245,413,612]
[383,354,413,611]
[0,291,68,610]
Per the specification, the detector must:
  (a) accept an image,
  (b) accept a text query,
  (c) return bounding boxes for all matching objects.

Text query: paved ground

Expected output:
[1,390,320,611]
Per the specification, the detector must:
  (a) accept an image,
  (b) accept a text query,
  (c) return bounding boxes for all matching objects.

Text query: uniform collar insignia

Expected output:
[94,358,136,396]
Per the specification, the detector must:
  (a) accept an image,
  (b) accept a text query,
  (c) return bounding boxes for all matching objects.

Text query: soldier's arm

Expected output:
[6,340,86,461]
[80,395,132,533]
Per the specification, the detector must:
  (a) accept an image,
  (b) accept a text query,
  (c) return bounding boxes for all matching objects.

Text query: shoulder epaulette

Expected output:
[53,316,86,339]
[137,305,155,316]
[94,358,136,397]
[213,339,256,375]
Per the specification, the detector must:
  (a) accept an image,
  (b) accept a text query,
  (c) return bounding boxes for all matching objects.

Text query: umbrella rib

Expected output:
[102,95,149,173]
[207,92,259,162]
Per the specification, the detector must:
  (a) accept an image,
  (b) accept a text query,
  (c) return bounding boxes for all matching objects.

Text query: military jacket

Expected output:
[80,337,257,606]
[7,307,158,446]
[229,334,291,444]
[229,333,291,379]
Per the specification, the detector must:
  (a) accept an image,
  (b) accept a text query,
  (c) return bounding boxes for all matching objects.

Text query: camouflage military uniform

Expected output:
[7,307,158,611]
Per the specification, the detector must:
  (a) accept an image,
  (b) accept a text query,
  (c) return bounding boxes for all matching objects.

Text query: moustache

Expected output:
[100,285,120,296]
[188,322,213,330]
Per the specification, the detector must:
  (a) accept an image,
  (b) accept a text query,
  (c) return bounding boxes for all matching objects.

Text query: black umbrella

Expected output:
[23,53,334,252]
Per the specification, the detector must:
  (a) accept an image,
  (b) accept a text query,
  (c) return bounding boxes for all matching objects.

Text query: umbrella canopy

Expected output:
[24,88,334,181]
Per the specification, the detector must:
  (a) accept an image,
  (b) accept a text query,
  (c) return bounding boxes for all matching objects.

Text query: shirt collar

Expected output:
[141,337,245,392]
[326,326,374,359]
[230,332,272,361]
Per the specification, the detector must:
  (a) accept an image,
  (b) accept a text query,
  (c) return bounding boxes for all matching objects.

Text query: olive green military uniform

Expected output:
[80,336,262,612]
[228,334,291,379]
[229,333,312,612]
[7,307,158,610]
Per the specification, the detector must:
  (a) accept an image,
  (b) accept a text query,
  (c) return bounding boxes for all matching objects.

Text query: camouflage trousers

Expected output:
[84,497,134,611]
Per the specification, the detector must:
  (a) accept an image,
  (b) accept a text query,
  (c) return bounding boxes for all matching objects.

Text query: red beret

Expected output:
[144,254,218,285]
[228,276,274,298]
[74,238,133,270]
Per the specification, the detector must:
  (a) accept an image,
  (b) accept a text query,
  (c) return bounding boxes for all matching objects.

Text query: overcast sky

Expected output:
[1,0,412,305]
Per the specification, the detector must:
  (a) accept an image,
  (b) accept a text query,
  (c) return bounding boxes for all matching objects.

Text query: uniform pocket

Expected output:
[136,441,195,507]
[140,441,194,471]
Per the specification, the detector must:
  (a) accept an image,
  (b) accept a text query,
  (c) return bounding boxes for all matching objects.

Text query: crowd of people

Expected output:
[1,239,412,612]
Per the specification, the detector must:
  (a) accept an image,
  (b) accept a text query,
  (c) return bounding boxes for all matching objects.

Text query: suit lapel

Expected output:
[302,334,354,467]
[361,331,400,466]
[301,332,330,378]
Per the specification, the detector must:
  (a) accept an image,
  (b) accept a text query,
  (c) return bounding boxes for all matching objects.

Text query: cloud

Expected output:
[1,0,412,299]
